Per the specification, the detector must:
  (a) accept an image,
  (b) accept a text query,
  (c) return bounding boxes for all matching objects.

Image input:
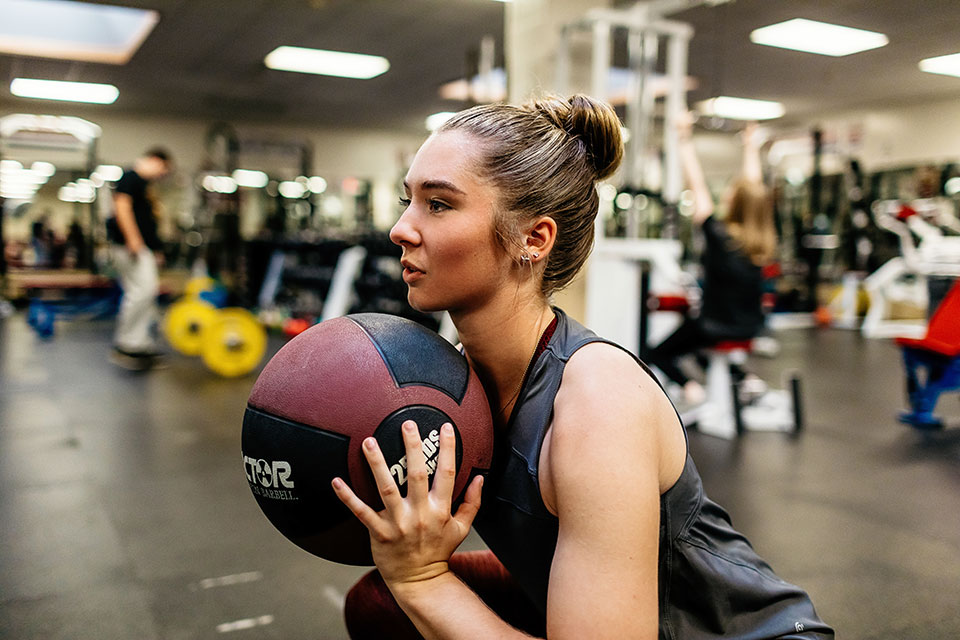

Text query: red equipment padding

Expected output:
[651,294,690,313]
[896,279,960,357]
[711,339,754,352]
[762,262,782,279]
[896,205,918,221]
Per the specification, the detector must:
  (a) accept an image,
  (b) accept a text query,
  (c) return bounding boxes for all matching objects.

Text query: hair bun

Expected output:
[529,94,624,180]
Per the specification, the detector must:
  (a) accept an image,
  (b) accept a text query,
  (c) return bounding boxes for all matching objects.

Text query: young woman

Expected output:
[331,95,832,639]
[647,113,777,404]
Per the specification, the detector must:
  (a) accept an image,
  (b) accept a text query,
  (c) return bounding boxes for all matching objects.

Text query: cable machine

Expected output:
[556,3,694,356]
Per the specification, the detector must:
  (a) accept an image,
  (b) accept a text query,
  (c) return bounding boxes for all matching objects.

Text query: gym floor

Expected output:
[1,312,958,639]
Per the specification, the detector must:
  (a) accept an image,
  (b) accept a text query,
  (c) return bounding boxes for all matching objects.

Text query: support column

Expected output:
[505,0,612,102]
[505,0,612,322]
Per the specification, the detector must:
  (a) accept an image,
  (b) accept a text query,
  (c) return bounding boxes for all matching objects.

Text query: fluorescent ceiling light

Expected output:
[278,181,307,199]
[202,175,238,194]
[0,0,158,64]
[264,46,389,79]
[307,176,327,194]
[232,169,269,189]
[750,18,888,57]
[31,161,56,177]
[94,164,123,181]
[426,111,457,131]
[697,96,785,120]
[919,52,960,78]
[10,78,119,104]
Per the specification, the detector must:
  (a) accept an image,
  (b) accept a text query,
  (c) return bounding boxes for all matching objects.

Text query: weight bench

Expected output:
[18,272,120,339]
[895,278,960,430]
[692,339,803,440]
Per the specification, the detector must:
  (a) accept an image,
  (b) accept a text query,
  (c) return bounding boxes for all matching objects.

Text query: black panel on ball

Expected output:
[349,313,469,403]
[241,406,352,542]
[372,405,462,497]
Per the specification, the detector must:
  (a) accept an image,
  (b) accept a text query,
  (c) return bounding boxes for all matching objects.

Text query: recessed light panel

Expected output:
[750,18,888,57]
[697,96,785,121]
[0,0,158,64]
[264,46,390,79]
[919,52,960,78]
[10,78,119,104]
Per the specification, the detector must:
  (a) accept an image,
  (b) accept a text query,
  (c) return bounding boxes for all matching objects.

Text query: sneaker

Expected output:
[110,347,167,371]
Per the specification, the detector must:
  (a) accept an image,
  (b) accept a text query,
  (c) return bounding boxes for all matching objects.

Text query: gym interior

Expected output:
[2,1,959,638]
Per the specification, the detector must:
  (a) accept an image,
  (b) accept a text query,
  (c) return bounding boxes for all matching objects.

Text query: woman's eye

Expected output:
[398,197,411,208]
[428,199,450,213]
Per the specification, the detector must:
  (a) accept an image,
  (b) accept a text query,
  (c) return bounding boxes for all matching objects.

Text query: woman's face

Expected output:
[389,130,513,314]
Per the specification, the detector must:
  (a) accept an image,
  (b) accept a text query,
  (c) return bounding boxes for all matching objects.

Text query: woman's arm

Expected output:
[333,346,683,640]
[740,121,763,184]
[676,111,714,226]
[333,422,533,640]
[543,343,684,640]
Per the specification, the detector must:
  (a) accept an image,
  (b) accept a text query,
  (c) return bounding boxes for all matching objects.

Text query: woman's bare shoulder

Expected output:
[556,341,675,432]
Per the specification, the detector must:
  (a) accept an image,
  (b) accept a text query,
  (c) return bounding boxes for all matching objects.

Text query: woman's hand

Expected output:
[332,420,484,588]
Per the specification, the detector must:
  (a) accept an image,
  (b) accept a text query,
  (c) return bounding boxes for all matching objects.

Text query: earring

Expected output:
[532,252,540,259]
[520,253,531,264]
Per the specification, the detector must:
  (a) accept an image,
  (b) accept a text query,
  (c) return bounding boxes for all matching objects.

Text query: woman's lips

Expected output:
[401,264,423,284]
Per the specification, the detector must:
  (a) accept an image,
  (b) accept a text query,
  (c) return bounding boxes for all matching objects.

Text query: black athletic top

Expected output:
[699,216,765,340]
[472,308,833,639]
[107,169,162,250]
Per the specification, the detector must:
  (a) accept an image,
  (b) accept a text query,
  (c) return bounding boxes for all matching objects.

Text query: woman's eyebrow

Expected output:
[403,179,466,195]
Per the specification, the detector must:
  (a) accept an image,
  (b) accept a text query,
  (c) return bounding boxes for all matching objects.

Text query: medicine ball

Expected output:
[241,313,494,565]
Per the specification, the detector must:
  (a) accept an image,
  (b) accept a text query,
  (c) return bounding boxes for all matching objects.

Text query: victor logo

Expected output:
[243,455,295,489]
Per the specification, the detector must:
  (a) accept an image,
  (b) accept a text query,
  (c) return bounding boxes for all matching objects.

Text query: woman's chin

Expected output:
[406,293,443,314]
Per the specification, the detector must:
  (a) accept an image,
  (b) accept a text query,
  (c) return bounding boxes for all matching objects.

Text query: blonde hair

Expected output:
[438,94,623,296]
[725,178,776,266]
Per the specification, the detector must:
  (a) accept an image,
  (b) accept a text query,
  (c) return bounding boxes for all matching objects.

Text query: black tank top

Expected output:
[472,308,833,639]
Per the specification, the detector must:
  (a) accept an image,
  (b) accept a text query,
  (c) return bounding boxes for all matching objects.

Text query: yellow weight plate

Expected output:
[163,299,219,356]
[200,308,267,378]
[183,276,217,299]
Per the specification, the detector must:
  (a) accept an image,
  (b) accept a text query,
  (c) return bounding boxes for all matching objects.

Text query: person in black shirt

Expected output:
[647,114,776,405]
[107,148,172,370]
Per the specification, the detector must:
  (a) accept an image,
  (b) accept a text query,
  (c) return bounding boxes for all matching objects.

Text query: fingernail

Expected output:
[364,437,376,450]
[332,478,343,489]
[403,422,416,433]
[442,423,453,434]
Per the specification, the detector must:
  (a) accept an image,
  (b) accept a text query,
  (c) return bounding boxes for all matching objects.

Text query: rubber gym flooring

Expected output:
[1,311,958,639]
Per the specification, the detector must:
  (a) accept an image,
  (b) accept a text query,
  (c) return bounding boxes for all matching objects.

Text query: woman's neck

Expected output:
[452,293,554,428]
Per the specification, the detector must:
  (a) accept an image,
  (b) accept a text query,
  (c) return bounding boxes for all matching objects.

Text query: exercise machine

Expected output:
[862,198,960,339]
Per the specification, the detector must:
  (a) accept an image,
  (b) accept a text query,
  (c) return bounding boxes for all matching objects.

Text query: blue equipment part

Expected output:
[897,349,960,430]
[27,287,121,339]
[198,286,229,308]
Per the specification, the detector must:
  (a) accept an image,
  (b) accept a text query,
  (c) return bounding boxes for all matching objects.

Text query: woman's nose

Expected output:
[389,208,420,247]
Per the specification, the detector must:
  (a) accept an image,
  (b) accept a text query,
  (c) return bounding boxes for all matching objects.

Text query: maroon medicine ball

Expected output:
[242,313,494,565]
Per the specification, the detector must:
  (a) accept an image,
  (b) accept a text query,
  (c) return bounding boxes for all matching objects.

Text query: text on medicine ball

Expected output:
[390,429,441,486]
[243,456,295,489]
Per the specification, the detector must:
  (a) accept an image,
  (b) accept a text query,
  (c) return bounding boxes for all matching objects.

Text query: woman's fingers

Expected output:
[431,423,457,508]
[361,436,405,510]
[401,420,430,505]
[452,474,484,529]
[331,477,385,534]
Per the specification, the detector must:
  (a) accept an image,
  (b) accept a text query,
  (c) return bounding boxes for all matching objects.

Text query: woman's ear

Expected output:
[523,216,557,263]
